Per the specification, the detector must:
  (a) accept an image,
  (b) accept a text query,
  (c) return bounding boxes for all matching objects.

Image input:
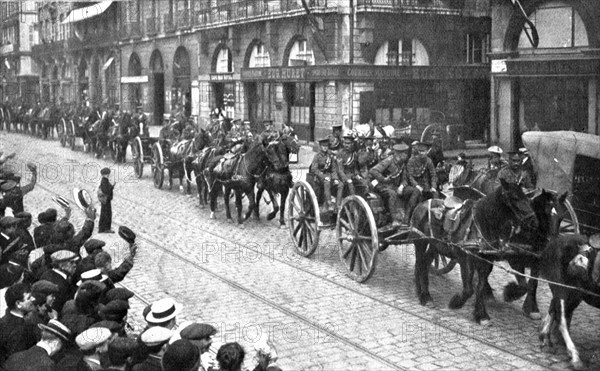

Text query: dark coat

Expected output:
[39,269,76,313]
[3,345,55,371]
[34,223,55,248]
[0,312,41,366]
[131,354,163,371]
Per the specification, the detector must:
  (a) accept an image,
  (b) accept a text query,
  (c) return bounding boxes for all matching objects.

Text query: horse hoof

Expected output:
[571,359,585,371]
[479,319,492,327]
[528,312,541,320]
[267,213,276,221]
[209,212,216,219]
[279,224,286,230]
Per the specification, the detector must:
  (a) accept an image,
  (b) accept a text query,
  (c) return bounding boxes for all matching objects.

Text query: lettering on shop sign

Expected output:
[507,59,600,76]
[209,73,234,81]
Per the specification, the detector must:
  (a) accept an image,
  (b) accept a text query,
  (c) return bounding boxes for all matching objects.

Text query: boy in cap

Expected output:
[98,167,115,233]
[27,280,59,325]
[39,250,80,312]
[34,208,59,248]
[76,326,112,370]
[309,137,343,212]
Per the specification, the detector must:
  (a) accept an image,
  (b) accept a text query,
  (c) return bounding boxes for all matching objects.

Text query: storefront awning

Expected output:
[102,57,114,71]
[62,1,113,24]
[240,65,489,82]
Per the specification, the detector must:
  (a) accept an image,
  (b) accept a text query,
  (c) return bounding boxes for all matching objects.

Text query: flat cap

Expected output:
[83,239,106,254]
[31,280,60,295]
[51,250,79,263]
[180,323,217,341]
[118,226,136,244]
[104,287,135,302]
[317,137,330,144]
[100,167,111,175]
[0,216,20,228]
[162,339,199,371]
[54,220,74,235]
[0,180,17,192]
[76,327,112,351]
[107,337,138,361]
[332,123,343,128]
[14,211,31,220]
[38,208,58,224]
[99,300,130,321]
[140,327,173,347]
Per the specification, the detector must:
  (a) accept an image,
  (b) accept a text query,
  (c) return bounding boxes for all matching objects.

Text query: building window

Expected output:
[466,33,489,64]
[249,43,270,68]
[518,1,589,49]
[374,39,429,66]
[288,39,314,66]
[216,47,233,73]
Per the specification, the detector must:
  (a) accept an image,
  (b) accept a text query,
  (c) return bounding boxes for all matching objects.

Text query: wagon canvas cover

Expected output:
[522,131,600,195]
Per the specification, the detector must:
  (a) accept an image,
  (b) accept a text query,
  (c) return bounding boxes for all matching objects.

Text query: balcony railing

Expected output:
[146,17,158,36]
[193,0,328,28]
[355,0,489,16]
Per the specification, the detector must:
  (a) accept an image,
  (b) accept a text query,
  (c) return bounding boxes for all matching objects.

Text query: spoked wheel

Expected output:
[132,137,144,178]
[430,249,457,275]
[152,142,164,189]
[336,195,379,283]
[560,198,579,234]
[287,180,320,257]
[69,121,76,150]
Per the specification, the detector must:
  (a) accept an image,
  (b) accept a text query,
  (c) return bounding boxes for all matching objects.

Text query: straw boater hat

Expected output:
[72,188,92,210]
[145,298,182,324]
[52,196,70,209]
[38,319,72,342]
[77,268,109,286]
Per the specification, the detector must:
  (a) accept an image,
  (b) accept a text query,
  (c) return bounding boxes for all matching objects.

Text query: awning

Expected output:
[62,1,113,24]
[102,57,114,71]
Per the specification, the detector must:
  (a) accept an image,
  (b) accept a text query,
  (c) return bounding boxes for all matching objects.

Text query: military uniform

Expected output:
[308,139,343,211]
[357,144,378,179]
[406,144,438,221]
[336,143,367,198]
[497,164,534,190]
[369,146,417,225]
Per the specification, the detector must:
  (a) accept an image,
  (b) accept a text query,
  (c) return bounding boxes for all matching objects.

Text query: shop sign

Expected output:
[507,58,600,76]
[241,65,489,81]
[209,73,234,81]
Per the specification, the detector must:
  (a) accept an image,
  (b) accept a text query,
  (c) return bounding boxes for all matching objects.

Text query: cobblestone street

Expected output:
[3,131,600,370]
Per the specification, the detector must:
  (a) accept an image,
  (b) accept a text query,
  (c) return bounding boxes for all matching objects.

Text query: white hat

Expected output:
[72,188,92,210]
[52,196,70,209]
[76,327,112,351]
[77,268,109,286]
[487,145,503,154]
[145,298,182,324]
[141,326,173,347]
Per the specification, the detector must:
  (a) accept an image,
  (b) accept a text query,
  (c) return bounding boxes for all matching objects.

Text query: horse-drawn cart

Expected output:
[130,131,160,180]
[287,180,415,283]
[522,130,600,235]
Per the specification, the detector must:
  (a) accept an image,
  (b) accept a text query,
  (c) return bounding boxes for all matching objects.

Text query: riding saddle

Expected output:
[214,154,242,177]
[170,140,193,159]
[430,197,476,243]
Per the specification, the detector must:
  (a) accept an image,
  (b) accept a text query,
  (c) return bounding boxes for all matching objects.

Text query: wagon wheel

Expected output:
[336,195,379,283]
[421,123,446,144]
[430,252,457,275]
[152,142,164,189]
[131,137,144,178]
[560,198,580,234]
[287,180,320,257]
[69,120,76,150]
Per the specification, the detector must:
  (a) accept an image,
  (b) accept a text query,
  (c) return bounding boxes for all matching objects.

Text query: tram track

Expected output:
[2,131,572,369]
[32,179,558,370]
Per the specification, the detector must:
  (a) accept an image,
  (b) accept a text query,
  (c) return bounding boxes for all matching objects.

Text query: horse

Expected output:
[411,178,538,324]
[254,133,300,227]
[107,112,135,163]
[208,140,272,226]
[539,233,599,370]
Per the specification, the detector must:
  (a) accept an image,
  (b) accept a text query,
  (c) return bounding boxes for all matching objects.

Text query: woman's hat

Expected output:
[145,298,182,324]
[118,226,136,244]
[72,188,92,210]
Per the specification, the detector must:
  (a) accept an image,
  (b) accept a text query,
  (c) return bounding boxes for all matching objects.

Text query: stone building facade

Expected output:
[118,0,491,141]
[490,0,600,150]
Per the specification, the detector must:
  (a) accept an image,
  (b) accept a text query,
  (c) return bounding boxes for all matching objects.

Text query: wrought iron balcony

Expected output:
[193,0,328,28]
[356,0,490,16]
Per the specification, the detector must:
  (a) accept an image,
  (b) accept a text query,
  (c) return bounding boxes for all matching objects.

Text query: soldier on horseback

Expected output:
[369,143,416,228]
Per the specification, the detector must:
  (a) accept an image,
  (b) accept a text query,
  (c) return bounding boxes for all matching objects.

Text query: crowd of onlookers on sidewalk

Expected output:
[0,151,282,371]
